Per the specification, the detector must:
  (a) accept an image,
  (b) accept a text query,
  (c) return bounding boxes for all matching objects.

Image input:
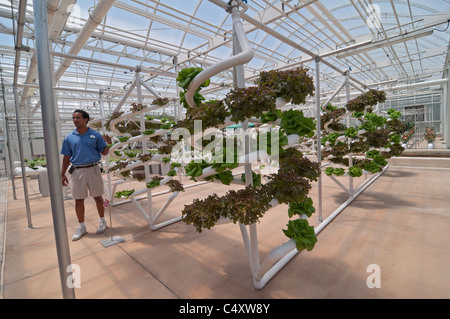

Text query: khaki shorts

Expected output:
[71,165,104,199]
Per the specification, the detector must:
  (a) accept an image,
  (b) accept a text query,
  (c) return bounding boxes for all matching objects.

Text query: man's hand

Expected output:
[103,134,112,145]
[61,174,69,186]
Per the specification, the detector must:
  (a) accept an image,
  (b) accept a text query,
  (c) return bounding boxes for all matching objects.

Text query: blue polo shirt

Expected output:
[61,128,107,165]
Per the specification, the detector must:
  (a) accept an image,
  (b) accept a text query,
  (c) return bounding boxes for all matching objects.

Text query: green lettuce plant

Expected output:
[282,219,317,251]
[348,166,362,177]
[146,175,163,189]
[280,109,315,137]
[177,67,210,107]
[114,189,135,199]
[288,197,315,218]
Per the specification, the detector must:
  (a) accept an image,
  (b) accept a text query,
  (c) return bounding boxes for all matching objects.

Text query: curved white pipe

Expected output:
[184,1,254,108]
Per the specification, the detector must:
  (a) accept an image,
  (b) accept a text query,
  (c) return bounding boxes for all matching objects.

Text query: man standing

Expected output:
[60,109,112,241]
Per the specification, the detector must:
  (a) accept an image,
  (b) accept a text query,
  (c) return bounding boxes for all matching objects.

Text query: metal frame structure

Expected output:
[1,1,449,138]
[0,0,449,297]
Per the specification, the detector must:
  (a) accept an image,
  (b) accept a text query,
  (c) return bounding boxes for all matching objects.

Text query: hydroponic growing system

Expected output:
[83,0,405,289]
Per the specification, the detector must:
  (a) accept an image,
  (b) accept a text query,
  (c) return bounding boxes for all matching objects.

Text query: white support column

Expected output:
[443,71,450,149]
[136,69,153,220]
[345,71,354,195]
[33,0,75,299]
[13,86,33,228]
[315,57,323,222]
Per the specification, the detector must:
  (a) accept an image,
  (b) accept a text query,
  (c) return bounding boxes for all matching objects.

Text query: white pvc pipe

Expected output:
[113,78,137,113]
[382,78,448,92]
[254,239,296,282]
[321,77,347,111]
[20,0,59,107]
[315,164,389,235]
[149,192,180,230]
[138,77,162,99]
[252,164,390,289]
[195,149,269,180]
[54,0,117,81]
[111,180,209,207]
[184,1,254,108]
[150,216,183,231]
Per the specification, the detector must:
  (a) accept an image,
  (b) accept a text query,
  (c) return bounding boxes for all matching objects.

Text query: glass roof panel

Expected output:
[0,0,448,136]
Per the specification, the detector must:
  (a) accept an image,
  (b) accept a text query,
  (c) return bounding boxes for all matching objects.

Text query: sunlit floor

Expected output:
[1,153,450,299]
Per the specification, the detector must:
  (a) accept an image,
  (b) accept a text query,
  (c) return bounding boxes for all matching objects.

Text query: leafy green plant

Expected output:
[345,89,386,112]
[123,151,137,158]
[255,67,315,105]
[224,86,277,122]
[344,127,358,138]
[172,66,322,253]
[332,168,345,176]
[177,67,210,107]
[387,108,402,120]
[241,171,262,187]
[282,219,317,251]
[142,129,155,135]
[364,113,387,127]
[114,189,135,199]
[166,179,184,192]
[288,197,315,218]
[117,136,130,143]
[185,160,210,181]
[130,102,146,112]
[182,185,272,232]
[25,157,47,169]
[280,109,315,137]
[167,169,177,176]
[389,133,401,144]
[204,170,234,185]
[364,161,381,173]
[348,166,362,178]
[146,176,164,189]
[321,133,341,146]
[257,131,288,156]
[325,167,334,176]
[260,109,282,123]
[177,67,208,90]
[151,97,169,106]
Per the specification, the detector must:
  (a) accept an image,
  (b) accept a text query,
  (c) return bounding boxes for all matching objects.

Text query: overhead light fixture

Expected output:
[336,29,434,59]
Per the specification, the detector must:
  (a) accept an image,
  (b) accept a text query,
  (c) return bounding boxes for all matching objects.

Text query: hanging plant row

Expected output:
[174,66,405,252]
[95,100,185,199]
[320,90,406,177]
[176,67,322,251]
[92,65,404,254]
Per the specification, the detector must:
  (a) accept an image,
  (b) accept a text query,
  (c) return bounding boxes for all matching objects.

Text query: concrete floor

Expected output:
[1,155,450,299]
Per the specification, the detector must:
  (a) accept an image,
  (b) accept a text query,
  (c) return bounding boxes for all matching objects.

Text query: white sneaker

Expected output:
[96,220,108,234]
[72,225,87,241]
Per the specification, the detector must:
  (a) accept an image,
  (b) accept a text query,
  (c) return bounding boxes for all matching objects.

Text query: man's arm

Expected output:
[101,134,112,156]
[61,155,71,186]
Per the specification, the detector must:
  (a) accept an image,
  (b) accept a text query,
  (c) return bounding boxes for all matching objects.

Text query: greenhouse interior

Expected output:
[0,0,449,300]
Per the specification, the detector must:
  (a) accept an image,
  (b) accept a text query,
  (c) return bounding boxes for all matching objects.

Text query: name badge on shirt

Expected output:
[90,135,96,139]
